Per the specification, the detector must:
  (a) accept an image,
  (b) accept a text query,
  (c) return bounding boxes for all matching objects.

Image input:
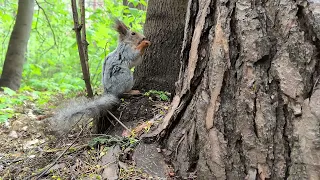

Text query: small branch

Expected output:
[104,41,108,57]
[80,0,92,92]
[36,129,84,179]
[35,0,57,46]
[35,7,40,31]
[25,120,88,180]
[43,0,54,6]
[80,0,89,64]
[1,157,26,165]
[107,110,131,132]
[1,15,16,59]
[312,76,320,94]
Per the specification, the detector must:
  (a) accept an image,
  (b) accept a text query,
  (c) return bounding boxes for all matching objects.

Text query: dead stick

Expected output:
[71,0,93,97]
[25,119,90,180]
[36,121,90,179]
[36,132,81,179]
[107,110,131,132]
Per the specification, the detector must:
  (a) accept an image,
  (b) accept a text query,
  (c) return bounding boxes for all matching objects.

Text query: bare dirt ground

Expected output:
[0,94,174,179]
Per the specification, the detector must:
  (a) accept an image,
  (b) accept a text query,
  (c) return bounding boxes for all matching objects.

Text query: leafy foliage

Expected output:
[0,87,54,123]
[144,90,170,101]
[0,0,147,122]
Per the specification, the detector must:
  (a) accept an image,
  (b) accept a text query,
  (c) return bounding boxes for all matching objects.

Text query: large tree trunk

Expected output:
[143,0,320,179]
[133,0,188,95]
[0,0,34,91]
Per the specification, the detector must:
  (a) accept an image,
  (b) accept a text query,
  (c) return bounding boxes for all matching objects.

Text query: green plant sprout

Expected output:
[144,90,170,101]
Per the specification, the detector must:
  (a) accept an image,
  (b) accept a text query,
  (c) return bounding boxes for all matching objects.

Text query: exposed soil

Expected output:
[0,94,173,179]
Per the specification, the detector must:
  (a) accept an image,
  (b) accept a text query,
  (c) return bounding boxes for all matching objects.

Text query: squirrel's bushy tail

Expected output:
[48,94,119,133]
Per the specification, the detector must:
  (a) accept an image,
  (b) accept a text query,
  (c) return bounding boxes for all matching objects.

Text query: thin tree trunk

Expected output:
[143,0,320,179]
[0,0,34,90]
[133,0,188,95]
[80,0,90,93]
[71,0,93,98]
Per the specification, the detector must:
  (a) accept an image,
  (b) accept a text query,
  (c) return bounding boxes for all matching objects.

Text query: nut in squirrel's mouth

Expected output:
[138,39,151,46]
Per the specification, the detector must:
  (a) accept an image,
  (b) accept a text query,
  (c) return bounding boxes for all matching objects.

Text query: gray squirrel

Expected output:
[102,20,150,96]
[49,20,151,133]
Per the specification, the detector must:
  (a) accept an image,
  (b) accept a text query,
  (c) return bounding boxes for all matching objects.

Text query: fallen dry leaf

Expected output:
[134,121,154,136]
[8,131,18,139]
[23,139,45,149]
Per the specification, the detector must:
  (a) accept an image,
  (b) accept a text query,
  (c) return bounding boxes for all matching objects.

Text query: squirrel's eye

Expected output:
[131,32,136,35]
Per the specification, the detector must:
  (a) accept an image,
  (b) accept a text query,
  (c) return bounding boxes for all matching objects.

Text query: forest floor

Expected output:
[0,93,175,179]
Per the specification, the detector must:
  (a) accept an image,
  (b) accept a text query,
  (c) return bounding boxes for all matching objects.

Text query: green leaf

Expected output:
[0,114,10,123]
[159,93,169,101]
[3,87,16,96]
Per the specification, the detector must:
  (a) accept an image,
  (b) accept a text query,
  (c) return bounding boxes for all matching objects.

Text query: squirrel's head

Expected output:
[115,19,151,53]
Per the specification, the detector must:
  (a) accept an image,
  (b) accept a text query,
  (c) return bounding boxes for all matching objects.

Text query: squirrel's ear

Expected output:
[115,19,129,38]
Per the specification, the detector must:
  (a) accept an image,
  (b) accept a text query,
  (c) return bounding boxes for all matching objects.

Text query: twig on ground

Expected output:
[107,110,131,132]
[1,157,26,165]
[311,76,320,95]
[43,144,87,153]
[25,118,92,180]
[37,131,83,179]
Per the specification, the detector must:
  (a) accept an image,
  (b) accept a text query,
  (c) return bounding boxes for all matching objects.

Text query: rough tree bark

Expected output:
[0,0,34,90]
[133,0,188,95]
[143,0,320,179]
